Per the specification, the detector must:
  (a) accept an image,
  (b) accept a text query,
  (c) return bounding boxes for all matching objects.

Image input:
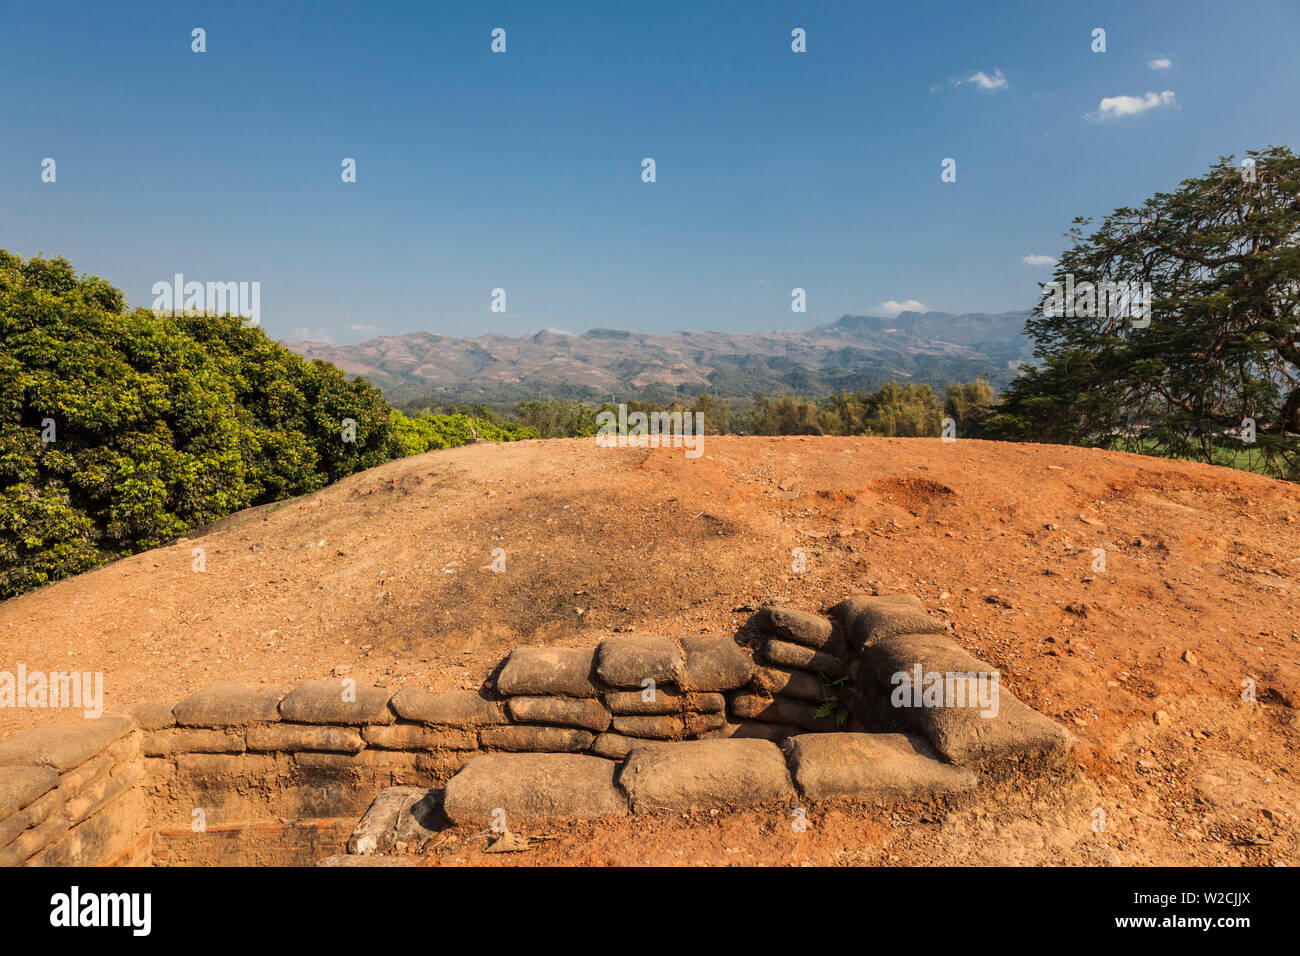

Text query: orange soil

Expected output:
[3,436,1298,865]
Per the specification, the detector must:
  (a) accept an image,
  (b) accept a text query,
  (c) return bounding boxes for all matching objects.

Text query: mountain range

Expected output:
[283,310,1036,406]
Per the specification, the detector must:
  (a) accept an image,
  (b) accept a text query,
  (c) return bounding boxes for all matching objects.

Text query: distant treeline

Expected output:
[402,379,997,439]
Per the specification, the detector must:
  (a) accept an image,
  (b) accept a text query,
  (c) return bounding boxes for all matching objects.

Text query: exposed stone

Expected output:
[390,688,506,726]
[278,681,394,725]
[783,732,978,801]
[728,692,839,732]
[506,696,611,732]
[479,725,593,753]
[125,701,177,732]
[0,715,134,772]
[603,686,684,715]
[591,732,636,760]
[757,607,840,650]
[348,786,440,854]
[444,753,627,824]
[611,715,685,740]
[677,634,753,691]
[173,682,285,727]
[857,630,1075,767]
[0,765,59,820]
[751,666,823,702]
[595,635,683,688]
[829,594,945,650]
[496,647,601,698]
[361,723,478,751]
[761,640,848,678]
[618,739,796,812]
[246,725,365,754]
[143,728,246,756]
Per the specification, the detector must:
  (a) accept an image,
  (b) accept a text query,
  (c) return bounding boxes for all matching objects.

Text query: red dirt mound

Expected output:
[3,436,1297,865]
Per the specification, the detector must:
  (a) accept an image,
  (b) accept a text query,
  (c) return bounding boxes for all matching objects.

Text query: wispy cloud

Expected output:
[1147,56,1172,70]
[955,68,1009,92]
[1088,90,1176,121]
[875,299,928,318]
[1022,254,1058,266]
[349,323,380,334]
[292,326,334,343]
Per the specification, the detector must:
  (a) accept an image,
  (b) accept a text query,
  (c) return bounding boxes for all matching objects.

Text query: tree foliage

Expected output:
[984,146,1300,478]
[0,251,533,599]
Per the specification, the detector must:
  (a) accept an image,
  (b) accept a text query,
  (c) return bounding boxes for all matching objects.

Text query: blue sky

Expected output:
[3,0,1298,343]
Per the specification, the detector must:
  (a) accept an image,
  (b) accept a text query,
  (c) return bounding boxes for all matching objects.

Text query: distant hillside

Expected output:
[283,311,1034,404]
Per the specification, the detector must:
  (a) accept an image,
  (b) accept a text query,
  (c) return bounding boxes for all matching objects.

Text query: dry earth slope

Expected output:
[2,436,1298,865]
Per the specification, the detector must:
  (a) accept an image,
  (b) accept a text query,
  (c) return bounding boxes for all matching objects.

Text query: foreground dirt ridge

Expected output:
[0,594,1075,865]
[2,436,1297,865]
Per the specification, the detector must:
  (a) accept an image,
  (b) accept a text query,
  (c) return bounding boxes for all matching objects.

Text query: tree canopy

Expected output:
[983,146,1300,478]
[0,251,534,599]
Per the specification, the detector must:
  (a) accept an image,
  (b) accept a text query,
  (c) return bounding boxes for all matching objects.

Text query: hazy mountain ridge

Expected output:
[283,310,1035,405]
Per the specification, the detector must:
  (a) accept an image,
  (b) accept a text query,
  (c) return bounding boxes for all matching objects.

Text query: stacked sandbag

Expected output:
[829,594,1075,770]
[141,681,496,813]
[0,714,143,866]
[720,606,852,740]
[490,646,607,753]
[491,635,752,759]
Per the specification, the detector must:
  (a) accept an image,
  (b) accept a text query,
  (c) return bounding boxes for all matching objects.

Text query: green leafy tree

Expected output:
[946,377,996,434]
[0,251,527,598]
[985,146,1300,477]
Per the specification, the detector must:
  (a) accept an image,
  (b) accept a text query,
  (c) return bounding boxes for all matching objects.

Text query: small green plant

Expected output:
[815,674,851,729]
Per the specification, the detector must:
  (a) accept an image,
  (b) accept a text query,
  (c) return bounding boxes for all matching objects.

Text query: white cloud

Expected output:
[875,299,928,318]
[1147,56,1172,70]
[349,323,380,334]
[1089,90,1176,121]
[956,69,1009,92]
[1022,254,1058,266]
[292,326,333,343]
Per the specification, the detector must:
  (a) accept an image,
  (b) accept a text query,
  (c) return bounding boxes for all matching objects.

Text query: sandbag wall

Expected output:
[0,617,845,865]
[0,594,1076,865]
[0,715,147,867]
[488,621,854,758]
